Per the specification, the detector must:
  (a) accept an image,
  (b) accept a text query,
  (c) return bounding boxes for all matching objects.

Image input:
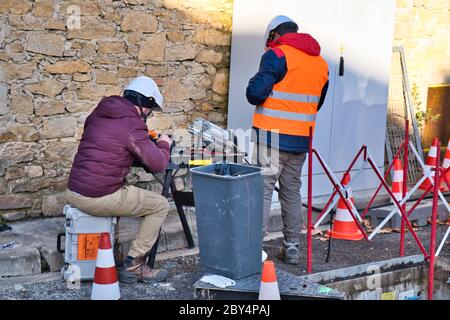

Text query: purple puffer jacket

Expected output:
[68,95,170,197]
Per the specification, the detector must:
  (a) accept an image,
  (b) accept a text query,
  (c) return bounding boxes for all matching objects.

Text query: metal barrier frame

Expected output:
[305,121,449,299]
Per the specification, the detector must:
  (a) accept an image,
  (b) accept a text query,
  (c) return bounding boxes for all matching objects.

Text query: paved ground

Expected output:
[0,223,448,300]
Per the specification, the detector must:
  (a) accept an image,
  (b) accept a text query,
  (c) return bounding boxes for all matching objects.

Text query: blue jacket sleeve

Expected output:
[246,49,287,106]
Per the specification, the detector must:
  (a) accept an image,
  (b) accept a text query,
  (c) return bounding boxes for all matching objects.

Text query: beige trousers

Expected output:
[64,185,169,258]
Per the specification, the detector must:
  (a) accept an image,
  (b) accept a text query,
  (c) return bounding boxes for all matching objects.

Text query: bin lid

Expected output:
[190,163,262,180]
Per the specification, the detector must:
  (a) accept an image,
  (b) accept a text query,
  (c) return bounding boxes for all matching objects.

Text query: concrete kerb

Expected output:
[0,202,287,279]
[0,189,434,279]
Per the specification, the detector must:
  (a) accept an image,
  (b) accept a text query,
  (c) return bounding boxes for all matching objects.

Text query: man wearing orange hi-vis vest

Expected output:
[247,15,329,265]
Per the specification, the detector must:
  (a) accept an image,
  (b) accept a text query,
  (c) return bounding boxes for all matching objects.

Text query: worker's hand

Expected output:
[157,134,172,146]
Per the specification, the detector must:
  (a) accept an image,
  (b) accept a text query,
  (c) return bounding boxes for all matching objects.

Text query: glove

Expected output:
[157,134,172,146]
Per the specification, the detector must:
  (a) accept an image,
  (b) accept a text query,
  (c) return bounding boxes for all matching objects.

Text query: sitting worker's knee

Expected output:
[156,197,170,216]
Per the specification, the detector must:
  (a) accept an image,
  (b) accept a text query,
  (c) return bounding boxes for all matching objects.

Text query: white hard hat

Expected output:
[124,76,163,111]
[264,15,296,46]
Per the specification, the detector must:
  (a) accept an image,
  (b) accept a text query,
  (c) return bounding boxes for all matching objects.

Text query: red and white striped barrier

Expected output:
[392,159,403,202]
[441,139,450,191]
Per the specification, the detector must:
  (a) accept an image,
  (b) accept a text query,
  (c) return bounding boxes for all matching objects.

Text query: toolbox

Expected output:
[57,205,116,281]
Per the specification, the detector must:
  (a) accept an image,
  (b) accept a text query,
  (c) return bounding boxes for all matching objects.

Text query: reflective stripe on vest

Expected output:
[255,106,317,122]
[270,90,320,104]
[252,44,328,137]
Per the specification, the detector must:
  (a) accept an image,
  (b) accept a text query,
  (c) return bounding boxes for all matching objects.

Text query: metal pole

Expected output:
[428,139,440,300]
[435,168,450,257]
[307,126,313,273]
[400,120,409,256]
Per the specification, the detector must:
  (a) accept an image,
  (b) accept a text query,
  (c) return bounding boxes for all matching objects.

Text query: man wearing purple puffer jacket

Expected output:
[65,76,172,283]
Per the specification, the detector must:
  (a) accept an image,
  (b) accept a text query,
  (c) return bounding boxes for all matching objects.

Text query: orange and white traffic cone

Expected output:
[440,139,450,192]
[392,159,403,202]
[91,233,120,300]
[326,173,364,241]
[419,138,444,191]
[258,260,280,300]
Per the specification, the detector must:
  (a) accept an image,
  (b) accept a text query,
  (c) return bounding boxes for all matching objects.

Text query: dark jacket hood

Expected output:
[96,95,139,119]
[267,32,321,56]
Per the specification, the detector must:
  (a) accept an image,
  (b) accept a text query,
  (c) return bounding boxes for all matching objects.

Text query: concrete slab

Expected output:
[0,202,288,278]
[0,245,41,277]
[194,268,344,300]
[0,272,61,292]
[299,255,450,300]
[367,199,449,229]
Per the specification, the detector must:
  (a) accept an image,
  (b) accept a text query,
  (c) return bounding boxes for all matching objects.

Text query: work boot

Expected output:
[117,256,169,284]
[278,240,299,265]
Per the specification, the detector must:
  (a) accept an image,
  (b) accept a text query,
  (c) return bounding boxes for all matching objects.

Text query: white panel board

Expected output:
[228,0,396,197]
[329,0,396,178]
[273,0,340,175]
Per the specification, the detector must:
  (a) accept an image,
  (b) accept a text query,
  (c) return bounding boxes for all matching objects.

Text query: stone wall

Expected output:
[0,0,448,222]
[394,0,449,112]
[0,0,233,222]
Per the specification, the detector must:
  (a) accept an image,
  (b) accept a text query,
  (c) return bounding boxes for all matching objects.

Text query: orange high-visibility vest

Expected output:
[253,45,329,137]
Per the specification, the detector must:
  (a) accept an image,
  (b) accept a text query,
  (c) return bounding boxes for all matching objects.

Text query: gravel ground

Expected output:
[0,224,449,300]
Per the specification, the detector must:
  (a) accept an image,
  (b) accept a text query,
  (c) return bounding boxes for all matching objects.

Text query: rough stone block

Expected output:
[25,34,65,56]
[121,11,158,33]
[68,21,116,40]
[0,62,36,82]
[41,117,77,139]
[138,33,166,62]
[165,42,198,61]
[45,61,91,74]
[0,195,33,210]
[212,68,229,95]
[98,41,126,54]
[164,79,190,103]
[95,70,118,85]
[0,84,8,115]
[11,93,34,115]
[196,49,223,64]
[41,193,66,217]
[35,100,65,116]
[0,0,32,15]
[25,80,65,98]
[193,28,231,47]
[40,246,64,272]
[0,246,41,277]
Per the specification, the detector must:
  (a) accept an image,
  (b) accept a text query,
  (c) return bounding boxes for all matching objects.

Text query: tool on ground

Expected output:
[258,260,280,300]
[200,274,236,289]
[0,241,15,250]
[91,233,120,300]
[326,173,364,241]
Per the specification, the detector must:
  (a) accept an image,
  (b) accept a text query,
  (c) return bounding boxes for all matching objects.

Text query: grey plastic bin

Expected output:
[191,163,263,279]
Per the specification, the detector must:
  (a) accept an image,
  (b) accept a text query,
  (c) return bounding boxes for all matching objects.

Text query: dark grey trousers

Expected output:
[253,143,307,243]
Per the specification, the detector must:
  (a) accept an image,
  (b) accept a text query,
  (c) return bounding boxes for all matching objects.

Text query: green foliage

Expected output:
[412,83,441,131]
